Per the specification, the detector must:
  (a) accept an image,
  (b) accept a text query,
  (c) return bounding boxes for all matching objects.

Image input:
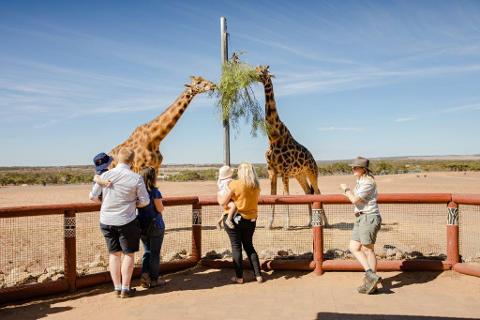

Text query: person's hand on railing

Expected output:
[339,183,350,194]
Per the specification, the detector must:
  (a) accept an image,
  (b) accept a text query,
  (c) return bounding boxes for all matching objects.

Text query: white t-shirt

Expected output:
[353,175,380,215]
[217,178,232,196]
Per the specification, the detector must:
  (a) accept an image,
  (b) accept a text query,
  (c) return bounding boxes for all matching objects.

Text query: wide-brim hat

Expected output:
[348,157,370,169]
[218,165,233,180]
[93,152,113,174]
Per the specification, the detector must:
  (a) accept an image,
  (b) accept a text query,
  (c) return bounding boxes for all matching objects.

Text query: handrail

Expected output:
[0,196,199,218]
[0,193,476,218]
[452,194,480,205]
[198,193,453,206]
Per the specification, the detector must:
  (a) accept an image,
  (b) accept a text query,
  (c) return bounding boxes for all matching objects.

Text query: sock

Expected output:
[114,285,121,291]
[121,285,130,291]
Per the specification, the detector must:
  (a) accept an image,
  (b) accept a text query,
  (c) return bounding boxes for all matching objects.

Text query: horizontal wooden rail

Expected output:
[452,194,480,205]
[199,193,453,206]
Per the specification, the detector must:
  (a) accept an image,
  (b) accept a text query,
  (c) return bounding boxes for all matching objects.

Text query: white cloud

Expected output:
[395,116,417,123]
[317,126,365,132]
[440,102,480,113]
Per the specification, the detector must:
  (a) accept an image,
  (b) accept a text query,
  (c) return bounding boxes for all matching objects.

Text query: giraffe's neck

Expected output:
[263,77,293,145]
[147,89,196,145]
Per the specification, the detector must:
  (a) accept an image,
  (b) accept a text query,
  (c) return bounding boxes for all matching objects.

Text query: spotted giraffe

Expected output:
[256,65,329,229]
[109,76,216,173]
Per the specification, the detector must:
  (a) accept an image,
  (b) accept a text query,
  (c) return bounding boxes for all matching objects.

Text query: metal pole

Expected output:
[220,16,231,166]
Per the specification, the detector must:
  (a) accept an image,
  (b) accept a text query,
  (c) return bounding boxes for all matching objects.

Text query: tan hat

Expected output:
[218,165,233,180]
[349,156,370,169]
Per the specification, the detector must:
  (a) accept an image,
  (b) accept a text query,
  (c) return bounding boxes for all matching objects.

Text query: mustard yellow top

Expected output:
[228,180,260,220]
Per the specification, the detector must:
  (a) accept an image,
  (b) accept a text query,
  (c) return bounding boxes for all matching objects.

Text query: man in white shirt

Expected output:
[90,148,150,298]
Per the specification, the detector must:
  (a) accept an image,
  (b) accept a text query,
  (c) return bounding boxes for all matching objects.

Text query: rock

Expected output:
[46,267,63,275]
[220,248,232,258]
[5,271,33,286]
[334,249,345,258]
[205,250,222,259]
[386,248,396,257]
[37,274,52,283]
[395,251,404,260]
[259,249,275,260]
[164,252,182,262]
[51,274,64,281]
[277,250,289,257]
[298,252,313,260]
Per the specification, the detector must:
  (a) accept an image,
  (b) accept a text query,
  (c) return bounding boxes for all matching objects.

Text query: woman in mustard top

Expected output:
[217,162,263,284]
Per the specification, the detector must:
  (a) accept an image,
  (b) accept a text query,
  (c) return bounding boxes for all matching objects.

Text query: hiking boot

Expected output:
[120,288,136,298]
[140,273,151,289]
[365,271,382,294]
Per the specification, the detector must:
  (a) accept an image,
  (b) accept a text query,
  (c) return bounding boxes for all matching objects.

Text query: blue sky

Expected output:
[1,0,480,166]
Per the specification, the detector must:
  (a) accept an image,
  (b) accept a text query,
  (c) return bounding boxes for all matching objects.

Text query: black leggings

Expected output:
[224,214,261,278]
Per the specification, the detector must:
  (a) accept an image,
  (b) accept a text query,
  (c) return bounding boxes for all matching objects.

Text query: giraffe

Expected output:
[256,65,329,229]
[108,76,216,173]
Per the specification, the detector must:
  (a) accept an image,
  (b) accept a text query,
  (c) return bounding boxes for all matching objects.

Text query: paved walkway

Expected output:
[1,268,480,320]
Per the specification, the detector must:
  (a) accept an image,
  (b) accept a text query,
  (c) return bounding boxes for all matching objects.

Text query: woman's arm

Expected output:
[217,189,234,207]
[154,198,164,214]
[340,184,365,206]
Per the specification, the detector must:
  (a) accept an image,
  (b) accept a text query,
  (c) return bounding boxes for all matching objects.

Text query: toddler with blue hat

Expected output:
[93,152,114,187]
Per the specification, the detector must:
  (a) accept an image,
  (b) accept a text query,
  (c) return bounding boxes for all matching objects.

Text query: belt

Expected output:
[354,211,365,217]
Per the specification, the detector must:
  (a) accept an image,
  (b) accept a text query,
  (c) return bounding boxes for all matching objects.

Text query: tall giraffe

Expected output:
[109,76,216,172]
[256,66,329,229]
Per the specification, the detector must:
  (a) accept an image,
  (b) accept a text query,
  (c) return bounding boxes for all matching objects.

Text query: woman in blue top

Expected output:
[138,167,166,288]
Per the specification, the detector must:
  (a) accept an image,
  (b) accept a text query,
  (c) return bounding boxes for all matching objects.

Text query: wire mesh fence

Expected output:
[0,215,64,289]
[1,196,478,297]
[202,202,448,262]
[459,204,480,266]
[324,203,447,260]
[75,205,194,276]
[202,204,313,260]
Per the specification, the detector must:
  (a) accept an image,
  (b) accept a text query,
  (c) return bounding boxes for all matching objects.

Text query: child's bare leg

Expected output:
[216,215,225,229]
[224,202,236,229]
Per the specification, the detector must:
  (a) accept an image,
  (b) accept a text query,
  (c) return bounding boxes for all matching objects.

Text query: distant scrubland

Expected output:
[0,159,479,186]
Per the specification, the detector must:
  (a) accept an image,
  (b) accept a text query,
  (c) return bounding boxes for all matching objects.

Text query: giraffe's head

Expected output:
[185,76,216,94]
[255,65,274,84]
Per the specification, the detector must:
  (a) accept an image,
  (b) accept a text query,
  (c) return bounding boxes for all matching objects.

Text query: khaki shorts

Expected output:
[352,214,382,245]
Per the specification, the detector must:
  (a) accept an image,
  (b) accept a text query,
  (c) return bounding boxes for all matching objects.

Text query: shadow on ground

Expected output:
[378,271,442,294]
[316,313,477,320]
[0,266,308,319]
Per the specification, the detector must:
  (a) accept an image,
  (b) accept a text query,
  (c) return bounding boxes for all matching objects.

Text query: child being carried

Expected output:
[216,165,236,229]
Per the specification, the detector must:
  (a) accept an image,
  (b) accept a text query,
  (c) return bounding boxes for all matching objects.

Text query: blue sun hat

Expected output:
[93,152,113,174]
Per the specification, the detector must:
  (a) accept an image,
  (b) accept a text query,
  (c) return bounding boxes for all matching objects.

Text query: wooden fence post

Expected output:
[192,202,202,262]
[446,201,460,265]
[64,209,77,292]
[312,202,324,275]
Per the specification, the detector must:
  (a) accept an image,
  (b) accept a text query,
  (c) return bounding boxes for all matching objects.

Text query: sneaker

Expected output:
[120,288,136,298]
[256,276,264,283]
[114,289,121,298]
[140,273,151,289]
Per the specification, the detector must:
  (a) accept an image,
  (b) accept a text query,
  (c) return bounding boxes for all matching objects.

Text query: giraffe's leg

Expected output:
[268,170,277,230]
[307,171,329,227]
[295,175,314,227]
[282,176,290,230]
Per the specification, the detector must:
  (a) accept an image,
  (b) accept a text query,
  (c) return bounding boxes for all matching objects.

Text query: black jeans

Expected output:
[224,214,261,278]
